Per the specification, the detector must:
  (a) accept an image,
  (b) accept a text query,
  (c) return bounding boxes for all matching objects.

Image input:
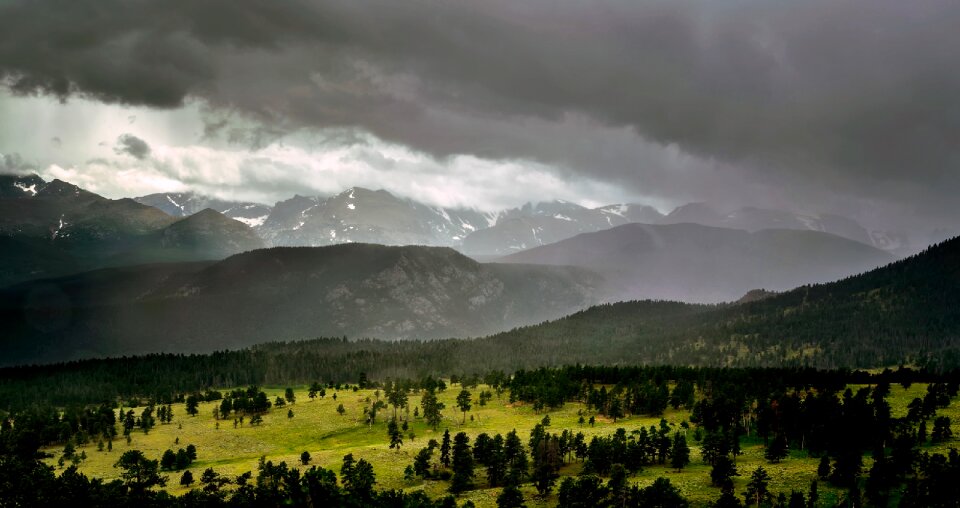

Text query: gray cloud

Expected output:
[0,152,35,175]
[2,0,959,227]
[114,133,151,159]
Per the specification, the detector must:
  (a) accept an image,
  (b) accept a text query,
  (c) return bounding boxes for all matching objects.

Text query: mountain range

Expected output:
[0,173,908,301]
[134,188,914,256]
[459,201,663,255]
[253,188,494,248]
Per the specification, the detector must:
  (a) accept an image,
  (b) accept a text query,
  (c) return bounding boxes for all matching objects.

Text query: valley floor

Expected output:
[45,383,959,507]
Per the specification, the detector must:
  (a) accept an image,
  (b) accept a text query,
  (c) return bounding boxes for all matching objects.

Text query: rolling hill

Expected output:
[479,234,960,370]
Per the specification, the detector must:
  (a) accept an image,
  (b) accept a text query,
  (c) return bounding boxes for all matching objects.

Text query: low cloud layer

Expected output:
[39,137,635,212]
[1,0,959,229]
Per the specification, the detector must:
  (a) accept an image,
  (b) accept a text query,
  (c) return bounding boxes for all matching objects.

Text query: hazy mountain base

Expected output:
[501,223,894,303]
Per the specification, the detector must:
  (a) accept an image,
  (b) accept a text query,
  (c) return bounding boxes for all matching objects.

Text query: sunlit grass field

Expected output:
[44,383,957,507]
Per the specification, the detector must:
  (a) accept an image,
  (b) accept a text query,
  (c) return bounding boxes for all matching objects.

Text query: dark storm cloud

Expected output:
[2,0,959,222]
[114,133,151,159]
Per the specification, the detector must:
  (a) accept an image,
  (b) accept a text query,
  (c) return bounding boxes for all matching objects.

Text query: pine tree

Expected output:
[185,395,199,416]
[421,389,445,430]
[450,432,474,493]
[504,430,528,483]
[456,389,472,424]
[160,449,176,470]
[388,384,409,419]
[413,447,433,478]
[440,429,452,468]
[711,455,739,486]
[485,434,507,487]
[671,431,691,471]
[764,434,789,463]
[817,456,831,480]
[388,418,403,450]
[714,483,744,508]
[931,416,952,442]
[787,491,806,508]
[497,482,526,508]
[608,463,629,507]
[829,452,862,488]
[114,450,168,494]
[200,467,230,492]
[807,480,819,508]
[743,467,772,507]
[342,456,377,500]
[531,435,560,498]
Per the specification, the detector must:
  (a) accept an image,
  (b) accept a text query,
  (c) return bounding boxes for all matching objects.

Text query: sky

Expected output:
[1,0,958,237]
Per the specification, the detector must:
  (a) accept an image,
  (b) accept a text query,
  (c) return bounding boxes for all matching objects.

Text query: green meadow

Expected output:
[44,383,958,507]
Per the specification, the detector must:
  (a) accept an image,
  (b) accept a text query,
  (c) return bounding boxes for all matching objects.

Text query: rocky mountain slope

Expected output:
[0,244,603,365]
[135,192,273,227]
[0,175,263,286]
[256,188,494,248]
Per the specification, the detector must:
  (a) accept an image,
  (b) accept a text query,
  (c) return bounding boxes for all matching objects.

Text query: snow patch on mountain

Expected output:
[234,215,268,228]
[14,181,37,195]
